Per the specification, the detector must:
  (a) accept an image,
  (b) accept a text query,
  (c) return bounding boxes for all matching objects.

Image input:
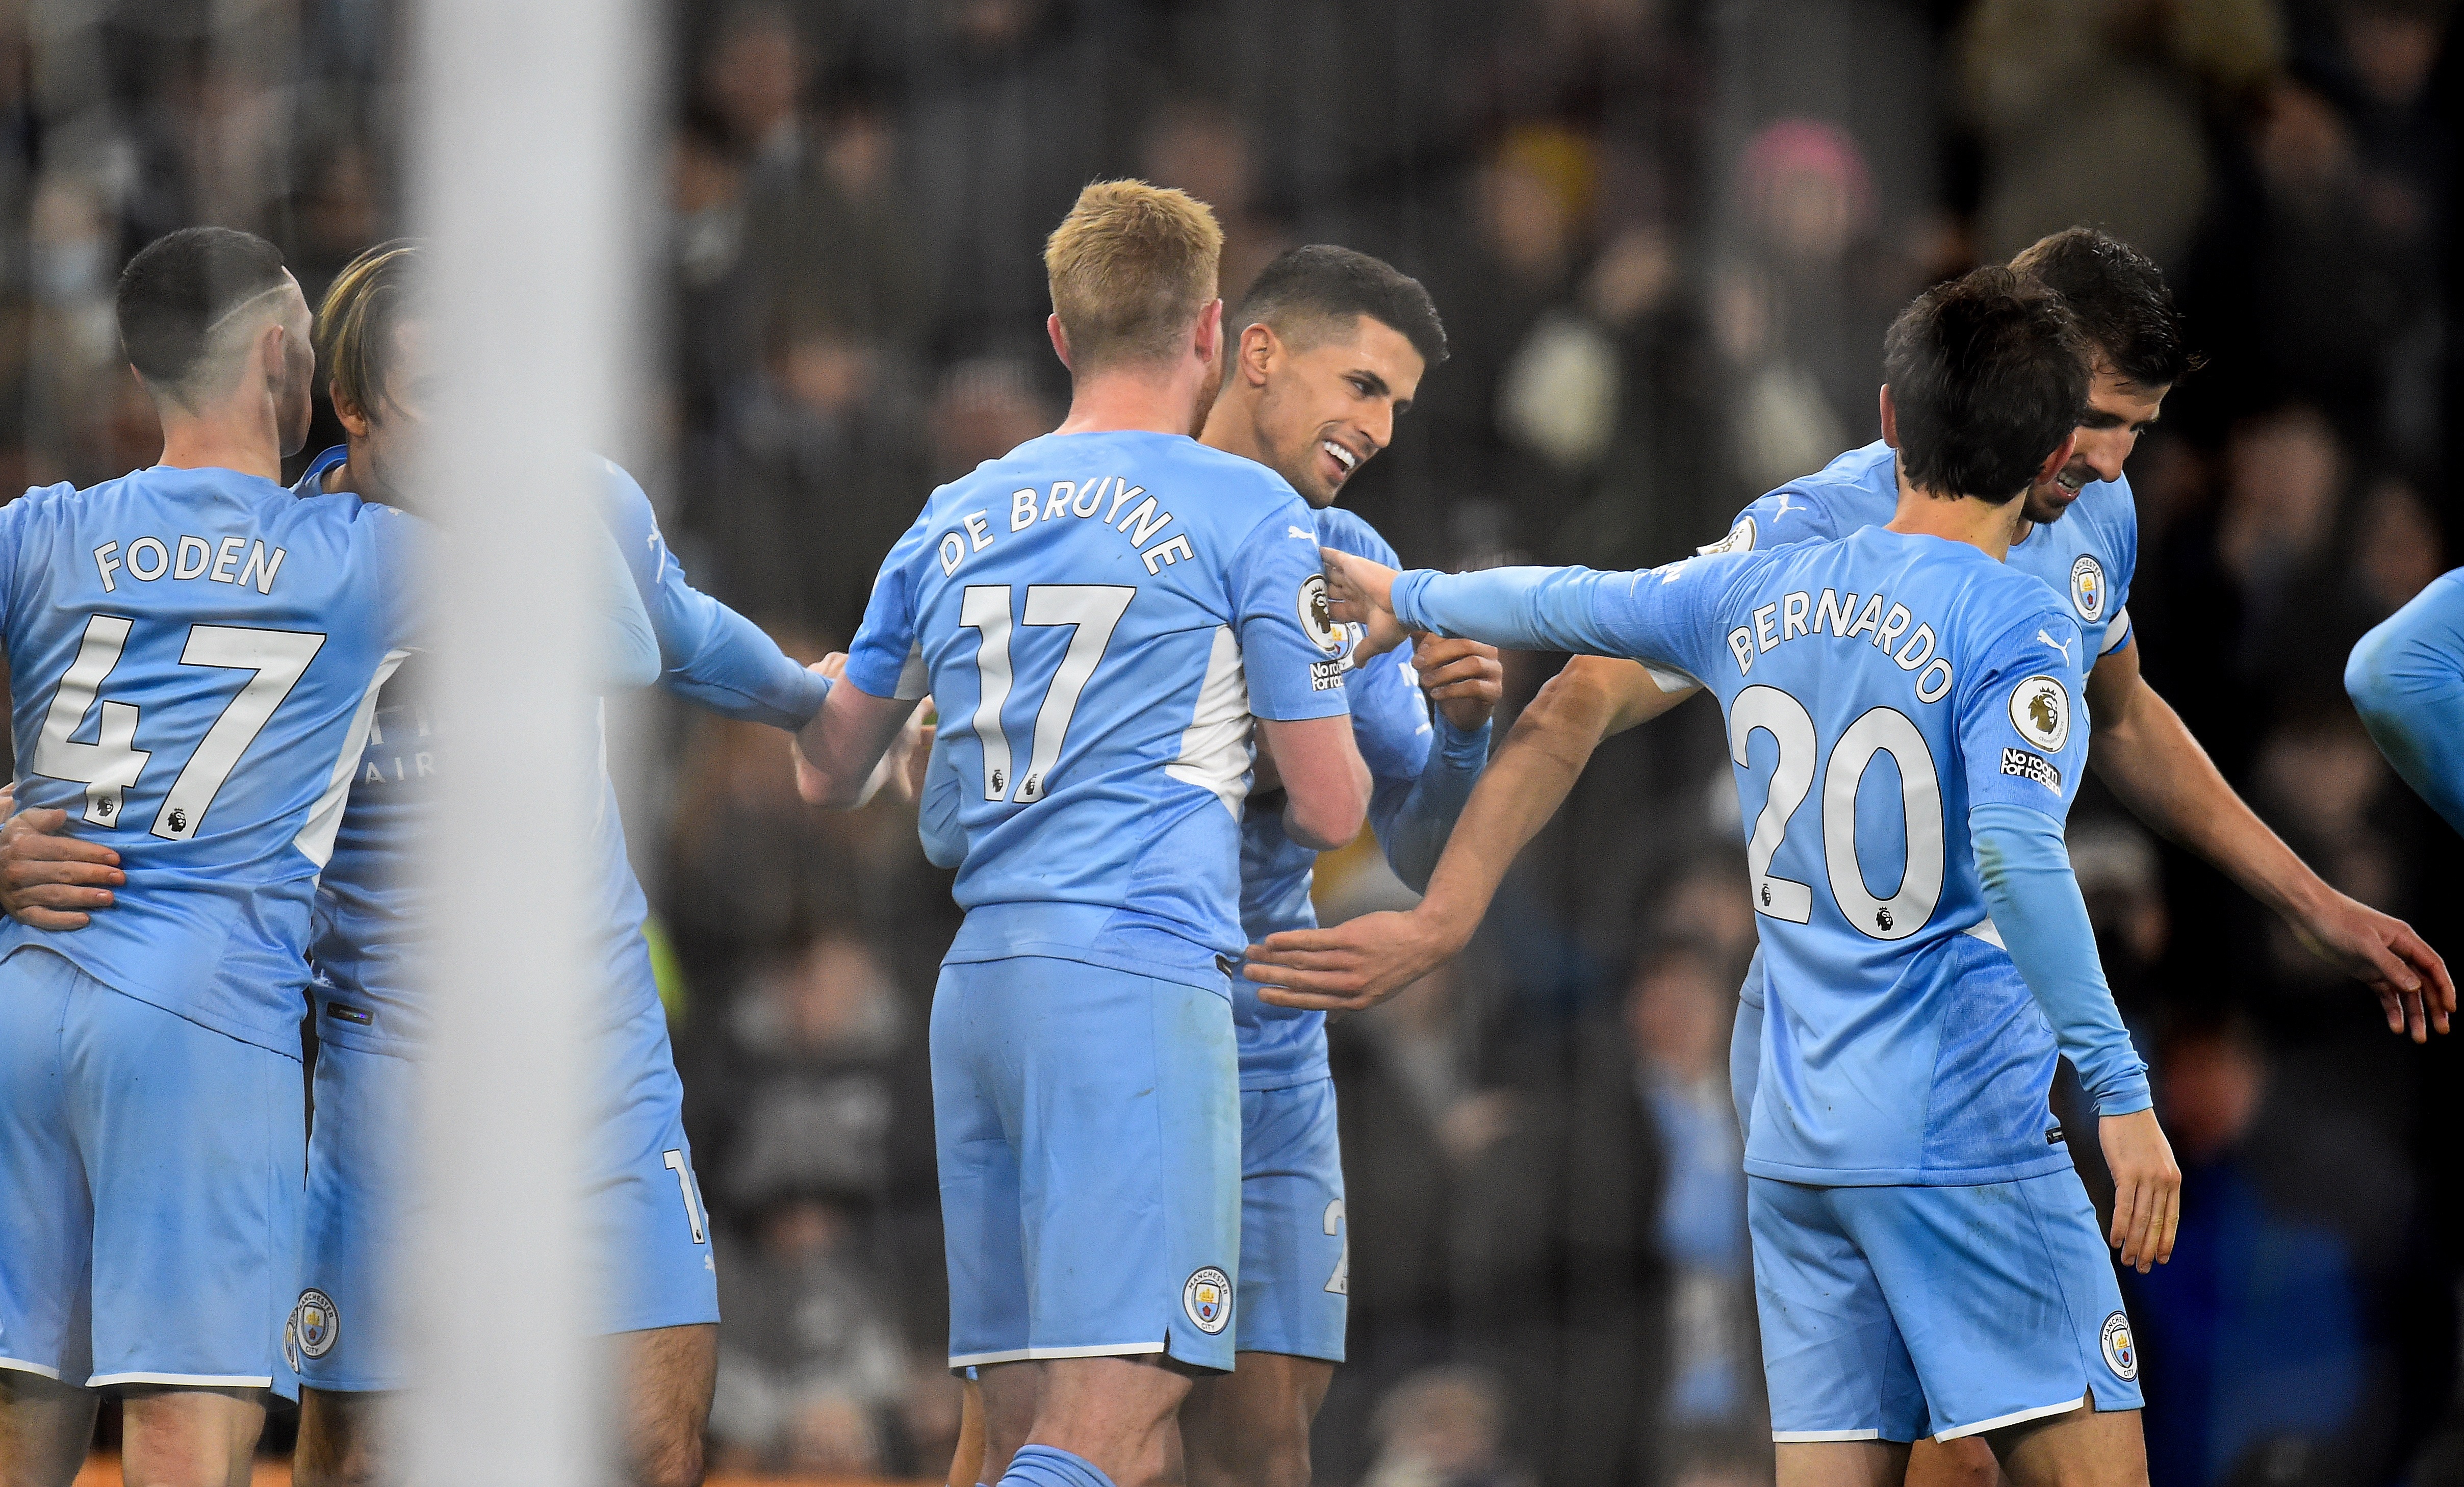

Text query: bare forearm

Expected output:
[1414,680,1612,941]
[2091,685,2323,919]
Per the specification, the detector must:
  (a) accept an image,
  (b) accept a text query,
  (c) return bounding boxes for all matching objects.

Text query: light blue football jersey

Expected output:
[0,465,423,1051]
[846,429,1351,991]
[1235,504,1486,1090]
[1393,528,2121,1184]
[1710,442,2138,660]
[301,448,827,1055]
[2348,566,2464,837]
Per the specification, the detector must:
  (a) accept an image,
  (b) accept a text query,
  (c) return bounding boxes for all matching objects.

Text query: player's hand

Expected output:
[790,656,851,805]
[2100,1108,2181,1273]
[899,709,938,807]
[0,806,122,931]
[1319,548,1408,661]
[1411,635,1503,733]
[2287,888,2453,1041]
[1245,907,1468,1013]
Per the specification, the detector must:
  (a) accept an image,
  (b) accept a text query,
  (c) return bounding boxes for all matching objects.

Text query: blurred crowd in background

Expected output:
[0,0,2456,1483]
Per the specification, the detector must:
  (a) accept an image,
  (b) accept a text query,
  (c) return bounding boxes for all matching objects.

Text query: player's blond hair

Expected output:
[1043,181,1223,375]
[315,238,422,423]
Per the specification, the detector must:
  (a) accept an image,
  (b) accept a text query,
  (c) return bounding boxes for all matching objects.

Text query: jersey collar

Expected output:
[296,444,350,497]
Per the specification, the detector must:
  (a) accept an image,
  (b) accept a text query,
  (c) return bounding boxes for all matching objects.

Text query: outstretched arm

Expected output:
[2088,634,2452,1039]
[1247,656,1693,1011]
[792,663,923,810]
[2348,572,2464,836]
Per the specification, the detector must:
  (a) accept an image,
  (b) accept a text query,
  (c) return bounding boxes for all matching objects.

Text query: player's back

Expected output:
[0,464,419,1049]
[849,429,1346,991]
[1666,527,2093,1185]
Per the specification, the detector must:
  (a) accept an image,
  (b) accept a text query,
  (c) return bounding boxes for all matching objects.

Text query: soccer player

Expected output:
[0,238,838,1487]
[1247,227,2449,1054]
[789,182,1371,1487]
[0,227,421,1487]
[1318,267,2175,1477]
[2348,567,2464,836]
[926,245,1500,1487]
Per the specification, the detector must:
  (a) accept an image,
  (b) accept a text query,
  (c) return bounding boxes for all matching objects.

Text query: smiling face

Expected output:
[1242,312,1425,507]
[2024,357,2167,525]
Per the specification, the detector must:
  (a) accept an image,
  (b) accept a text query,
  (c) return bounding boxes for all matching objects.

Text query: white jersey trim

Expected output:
[87,1370,275,1389]
[1164,625,1252,820]
[1643,661,1698,693]
[1963,916,2006,951]
[2100,606,2131,656]
[1771,1428,1883,1443]
[293,646,415,868]
[0,1355,62,1380]
[948,1341,1166,1368]
[1935,1394,2085,1442]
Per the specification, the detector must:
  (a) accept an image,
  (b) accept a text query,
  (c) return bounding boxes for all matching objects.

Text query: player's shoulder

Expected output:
[1166,438,1310,531]
[1312,504,1397,566]
[1714,442,1894,554]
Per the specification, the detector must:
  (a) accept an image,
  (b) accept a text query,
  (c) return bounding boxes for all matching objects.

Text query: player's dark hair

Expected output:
[2010,227,2199,390]
[1235,245,1448,370]
[1884,266,2090,504]
[115,227,292,392]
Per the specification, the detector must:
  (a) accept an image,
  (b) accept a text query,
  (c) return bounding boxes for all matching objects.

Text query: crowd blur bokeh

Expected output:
[0,1,2456,1483]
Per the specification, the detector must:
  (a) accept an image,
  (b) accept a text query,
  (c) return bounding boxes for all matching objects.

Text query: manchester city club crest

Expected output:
[2070,554,2107,624]
[1183,1266,1233,1335]
[292,1288,340,1361]
[2100,1310,2137,1380]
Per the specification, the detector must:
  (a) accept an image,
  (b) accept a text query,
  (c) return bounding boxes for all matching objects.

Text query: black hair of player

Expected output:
[1235,244,1448,370]
[116,226,291,391]
[1884,266,2090,504]
[2010,227,2200,390]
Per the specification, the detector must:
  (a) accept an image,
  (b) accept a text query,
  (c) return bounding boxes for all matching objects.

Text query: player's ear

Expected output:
[2033,429,2080,487]
[1240,321,1278,386]
[1194,297,1224,367]
[1877,384,1898,448]
[331,379,371,440]
[1045,313,1073,374]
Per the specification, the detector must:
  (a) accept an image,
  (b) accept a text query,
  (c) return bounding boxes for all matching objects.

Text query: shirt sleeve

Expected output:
[598,464,828,729]
[587,515,661,689]
[843,511,936,702]
[1392,556,1732,684]
[2100,478,2139,656]
[1955,610,2092,824]
[1370,711,1489,892]
[2348,569,2464,836]
[1703,481,1842,556]
[1228,499,1352,722]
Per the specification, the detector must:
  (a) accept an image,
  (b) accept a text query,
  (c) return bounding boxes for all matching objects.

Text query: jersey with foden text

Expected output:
[0,465,422,1052]
[305,451,825,1056]
[1393,529,2099,1184]
[846,429,1350,992]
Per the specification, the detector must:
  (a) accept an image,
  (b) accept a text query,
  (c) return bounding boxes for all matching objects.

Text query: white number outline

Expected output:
[1323,1198,1349,1295]
[29,618,327,839]
[959,583,1135,804]
[1729,685,1815,924]
[663,1148,708,1245]
[150,626,326,840]
[31,614,150,826]
[1820,707,1945,941]
[1727,691,1949,942]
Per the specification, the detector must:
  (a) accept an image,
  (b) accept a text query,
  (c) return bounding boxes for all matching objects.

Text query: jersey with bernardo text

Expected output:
[1394,528,2096,1183]
[0,465,422,1052]
[847,429,1349,992]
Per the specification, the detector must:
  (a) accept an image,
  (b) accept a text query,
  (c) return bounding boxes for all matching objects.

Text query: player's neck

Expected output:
[1195,388,1268,467]
[1054,366,1205,439]
[155,405,284,484]
[1886,466,2026,561]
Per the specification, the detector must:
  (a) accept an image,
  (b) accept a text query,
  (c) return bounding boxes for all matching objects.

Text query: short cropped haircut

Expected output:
[116,226,292,392]
[2010,227,2198,390]
[1044,180,1222,374]
[1235,244,1448,371]
[316,239,424,422]
[1884,266,2090,504]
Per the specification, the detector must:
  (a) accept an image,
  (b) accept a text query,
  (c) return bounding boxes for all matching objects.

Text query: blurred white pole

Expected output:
[408,0,648,1481]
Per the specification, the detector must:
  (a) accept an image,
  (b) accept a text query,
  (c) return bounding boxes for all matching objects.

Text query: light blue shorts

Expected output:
[934,955,1241,1373]
[1233,1078,1346,1362]
[295,989,717,1391]
[1751,1170,2144,1443]
[0,947,303,1397]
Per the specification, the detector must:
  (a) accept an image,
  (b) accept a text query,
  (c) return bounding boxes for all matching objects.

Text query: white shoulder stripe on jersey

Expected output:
[2099,606,2131,656]
[1164,625,1251,820]
[1963,916,2006,951]
[294,647,416,869]
[1643,662,1697,693]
